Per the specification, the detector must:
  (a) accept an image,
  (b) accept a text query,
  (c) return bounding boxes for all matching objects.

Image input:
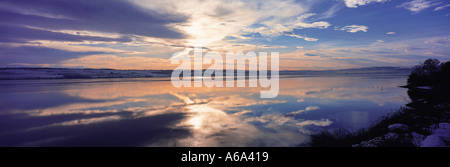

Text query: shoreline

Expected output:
[0,67,411,80]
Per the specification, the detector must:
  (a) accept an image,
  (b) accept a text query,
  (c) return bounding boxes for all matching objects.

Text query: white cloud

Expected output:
[304,37,319,41]
[397,0,440,13]
[132,0,309,46]
[344,0,390,8]
[386,32,396,35]
[279,35,450,70]
[285,33,319,42]
[285,106,320,116]
[293,13,331,29]
[296,119,333,126]
[243,13,330,40]
[285,33,304,39]
[245,114,290,125]
[338,25,369,33]
[305,106,320,111]
[258,45,288,49]
[294,21,331,29]
[434,4,450,11]
[245,114,331,128]
[319,4,342,19]
[245,25,292,37]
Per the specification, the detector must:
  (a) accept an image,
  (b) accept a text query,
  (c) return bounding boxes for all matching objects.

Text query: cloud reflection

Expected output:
[0,75,407,146]
[25,98,146,116]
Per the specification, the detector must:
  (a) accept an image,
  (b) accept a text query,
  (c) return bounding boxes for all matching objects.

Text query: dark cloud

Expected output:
[0,24,132,43]
[208,6,233,17]
[0,0,187,39]
[358,49,395,54]
[0,0,189,67]
[304,53,317,57]
[0,45,106,65]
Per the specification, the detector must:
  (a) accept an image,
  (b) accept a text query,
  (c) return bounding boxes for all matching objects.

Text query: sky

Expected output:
[0,0,449,70]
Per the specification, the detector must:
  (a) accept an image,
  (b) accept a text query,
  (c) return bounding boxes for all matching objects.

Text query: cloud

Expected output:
[306,106,320,111]
[296,119,332,126]
[434,4,450,11]
[338,25,369,33]
[319,4,342,19]
[304,37,319,42]
[1,0,447,70]
[258,45,288,49]
[285,33,319,42]
[343,0,390,8]
[279,35,450,70]
[0,0,332,68]
[132,0,310,46]
[293,13,331,29]
[285,106,320,116]
[397,0,441,13]
[304,53,318,57]
[0,0,194,67]
[243,12,330,39]
[245,113,332,130]
[0,45,106,66]
[0,0,186,39]
[61,55,174,70]
[0,24,132,43]
[294,21,331,29]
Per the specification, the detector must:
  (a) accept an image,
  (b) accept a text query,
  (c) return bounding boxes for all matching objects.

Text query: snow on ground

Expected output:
[0,67,411,80]
[0,68,171,79]
[353,122,450,147]
[420,123,450,147]
[388,123,409,131]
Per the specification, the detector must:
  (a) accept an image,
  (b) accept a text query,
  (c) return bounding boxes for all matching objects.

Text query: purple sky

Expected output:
[0,0,449,70]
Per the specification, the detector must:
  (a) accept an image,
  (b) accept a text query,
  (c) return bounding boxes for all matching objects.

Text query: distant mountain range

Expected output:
[0,67,412,80]
[280,67,412,76]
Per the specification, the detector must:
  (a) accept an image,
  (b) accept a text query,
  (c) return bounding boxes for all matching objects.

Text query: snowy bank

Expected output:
[353,123,450,147]
[0,68,171,80]
[420,123,450,147]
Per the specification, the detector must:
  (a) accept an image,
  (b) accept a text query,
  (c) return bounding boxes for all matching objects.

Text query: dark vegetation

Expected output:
[309,59,450,147]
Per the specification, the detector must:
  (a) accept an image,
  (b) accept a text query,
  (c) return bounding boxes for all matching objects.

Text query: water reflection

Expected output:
[0,76,407,146]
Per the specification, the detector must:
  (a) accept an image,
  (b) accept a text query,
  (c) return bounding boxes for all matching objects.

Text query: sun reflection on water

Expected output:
[0,76,407,146]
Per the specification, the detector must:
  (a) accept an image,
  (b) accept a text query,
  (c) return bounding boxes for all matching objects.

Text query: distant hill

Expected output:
[279,66,412,76]
[0,68,172,80]
[0,67,412,80]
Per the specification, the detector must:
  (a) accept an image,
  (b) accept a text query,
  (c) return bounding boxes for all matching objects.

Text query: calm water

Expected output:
[0,75,408,146]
